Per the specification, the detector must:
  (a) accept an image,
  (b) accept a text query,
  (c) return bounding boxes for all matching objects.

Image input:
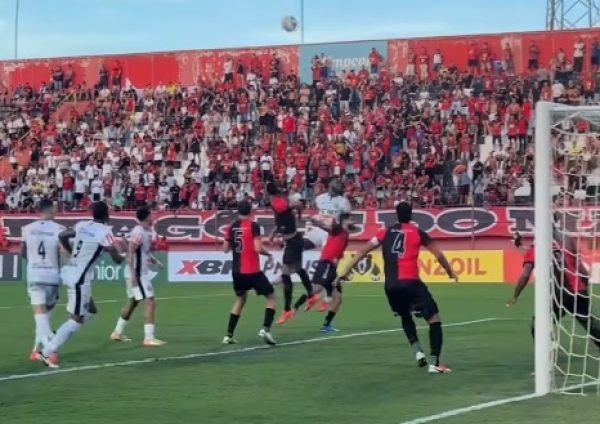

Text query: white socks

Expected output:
[42,319,81,357]
[114,317,128,334]
[144,324,155,340]
[34,313,53,350]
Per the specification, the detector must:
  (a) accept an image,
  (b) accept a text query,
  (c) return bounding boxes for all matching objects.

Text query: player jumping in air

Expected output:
[38,201,125,368]
[223,200,277,346]
[21,199,65,362]
[304,177,352,250]
[278,213,354,332]
[340,202,458,374]
[507,231,600,350]
[111,206,166,346]
[266,182,318,323]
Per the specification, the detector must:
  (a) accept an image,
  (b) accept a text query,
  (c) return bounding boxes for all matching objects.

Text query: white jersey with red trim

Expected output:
[128,225,156,280]
[60,220,114,287]
[22,220,65,285]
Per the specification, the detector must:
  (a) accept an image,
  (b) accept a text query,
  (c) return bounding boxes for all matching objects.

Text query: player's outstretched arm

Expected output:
[309,217,333,233]
[58,229,76,254]
[339,241,378,280]
[507,263,533,307]
[426,242,458,282]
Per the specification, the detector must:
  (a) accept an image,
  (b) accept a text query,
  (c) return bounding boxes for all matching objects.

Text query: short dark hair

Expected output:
[92,201,110,223]
[136,205,151,222]
[266,182,279,196]
[237,200,252,216]
[38,198,54,212]
[396,202,413,223]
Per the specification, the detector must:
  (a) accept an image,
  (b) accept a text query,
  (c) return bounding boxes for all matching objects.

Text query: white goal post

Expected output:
[535,101,600,396]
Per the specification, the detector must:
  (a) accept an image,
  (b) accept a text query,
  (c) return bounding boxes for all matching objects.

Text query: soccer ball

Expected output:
[282,15,298,32]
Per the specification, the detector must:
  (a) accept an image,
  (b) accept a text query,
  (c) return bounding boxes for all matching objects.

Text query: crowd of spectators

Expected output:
[0,36,599,213]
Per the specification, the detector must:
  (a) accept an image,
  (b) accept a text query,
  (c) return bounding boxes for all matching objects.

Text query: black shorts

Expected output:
[312,260,341,294]
[468,59,478,67]
[283,233,303,266]
[232,272,274,297]
[384,280,439,320]
[553,285,590,319]
[74,193,83,201]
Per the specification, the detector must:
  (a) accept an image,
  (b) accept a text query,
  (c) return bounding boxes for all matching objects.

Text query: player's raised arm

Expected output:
[58,229,76,254]
[424,237,458,282]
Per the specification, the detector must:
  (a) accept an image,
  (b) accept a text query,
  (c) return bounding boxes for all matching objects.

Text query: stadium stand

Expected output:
[0,38,599,214]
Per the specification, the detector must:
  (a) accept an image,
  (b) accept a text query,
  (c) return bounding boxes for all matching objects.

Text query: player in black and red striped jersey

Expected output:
[340,202,458,374]
[278,213,354,332]
[266,182,318,324]
[222,201,277,346]
[507,231,600,350]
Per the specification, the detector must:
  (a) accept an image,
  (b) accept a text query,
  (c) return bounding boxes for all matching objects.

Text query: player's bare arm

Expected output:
[254,237,272,258]
[426,242,458,282]
[21,241,27,260]
[128,240,139,285]
[309,217,333,232]
[105,245,125,265]
[148,253,164,269]
[58,229,76,254]
[223,239,232,254]
[507,263,534,307]
[340,241,378,280]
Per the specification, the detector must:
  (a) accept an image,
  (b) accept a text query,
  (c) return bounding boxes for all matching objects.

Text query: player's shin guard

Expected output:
[429,322,443,367]
[263,308,275,331]
[297,269,312,296]
[227,313,240,337]
[400,314,422,354]
[282,275,293,311]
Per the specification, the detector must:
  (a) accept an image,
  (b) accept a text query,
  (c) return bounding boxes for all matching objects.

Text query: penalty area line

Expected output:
[0,317,497,383]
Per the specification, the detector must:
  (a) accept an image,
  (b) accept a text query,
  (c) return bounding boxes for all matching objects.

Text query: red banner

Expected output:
[0,47,299,90]
[2,207,599,244]
[1,28,597,90]
[388,28,599,76]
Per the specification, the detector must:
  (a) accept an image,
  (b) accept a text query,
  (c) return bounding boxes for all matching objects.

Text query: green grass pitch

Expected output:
[0,282,598,424]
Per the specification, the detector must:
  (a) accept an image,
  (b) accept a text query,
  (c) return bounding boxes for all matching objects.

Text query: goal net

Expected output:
[535,102,600,396]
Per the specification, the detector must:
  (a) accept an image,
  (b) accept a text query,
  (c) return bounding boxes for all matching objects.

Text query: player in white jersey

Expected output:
[111,206,165,346]
[304,177,352,249]
[21,199,65,362]
[38,201,125,368]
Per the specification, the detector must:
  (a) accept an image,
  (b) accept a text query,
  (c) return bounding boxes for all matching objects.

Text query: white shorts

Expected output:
[304,225,328,249]
[28,284,59,308]
[127,275,154,301]
[66,283,93,316]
